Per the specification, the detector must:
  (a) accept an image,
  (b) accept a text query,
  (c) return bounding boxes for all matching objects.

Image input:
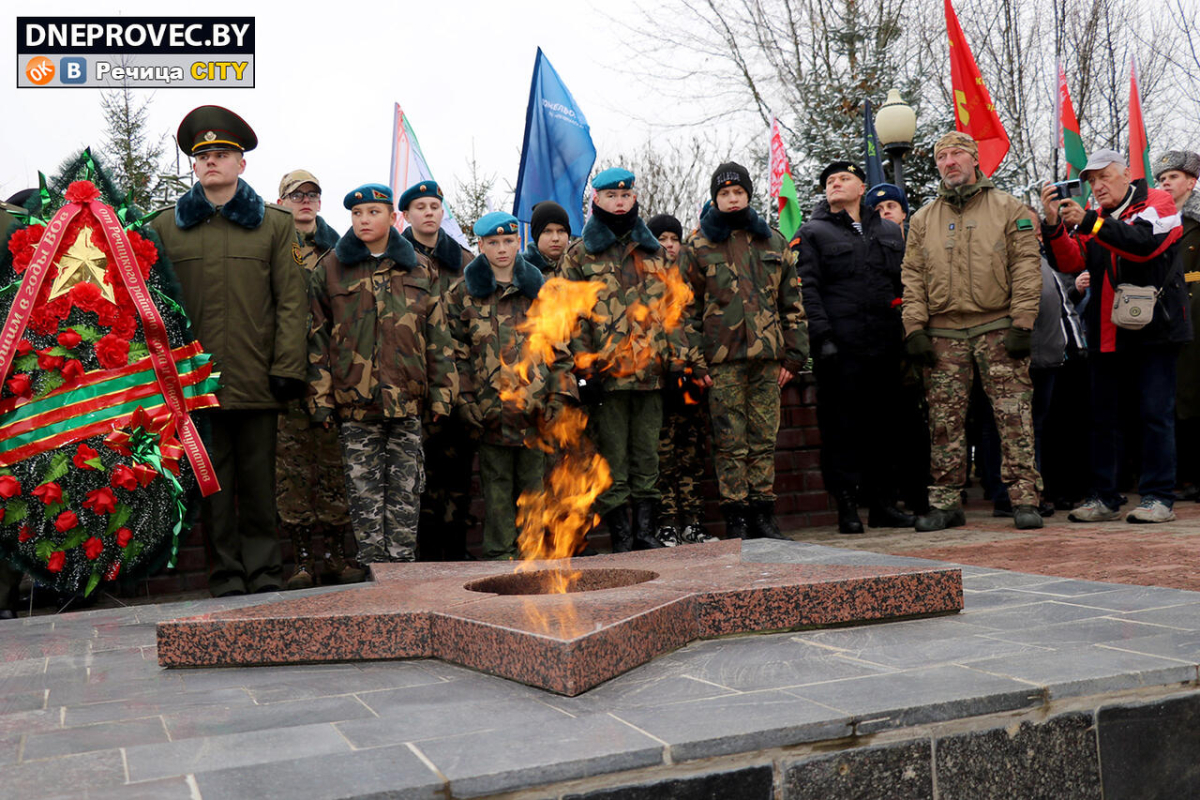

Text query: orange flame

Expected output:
[601,266,693,380]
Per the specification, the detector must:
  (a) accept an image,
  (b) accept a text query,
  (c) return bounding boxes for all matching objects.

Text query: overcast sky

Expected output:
[1,0,680,232]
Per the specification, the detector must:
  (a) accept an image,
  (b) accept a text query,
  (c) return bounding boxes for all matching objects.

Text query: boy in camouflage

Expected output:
[307,184,457,563]
[559,167,686,552]
[682,162,809,539]
[274,170,362,589]
[445,212,576,559]
[648,213,717,546]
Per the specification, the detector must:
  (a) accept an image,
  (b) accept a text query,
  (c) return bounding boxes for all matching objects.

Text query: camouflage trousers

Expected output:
[708,360,781,503]
[339,417,424,563]
[925,329,1041,509]
[657,403,707,520]
[588,390,663,516]
[478,443,545,560]
[275,406,350,527]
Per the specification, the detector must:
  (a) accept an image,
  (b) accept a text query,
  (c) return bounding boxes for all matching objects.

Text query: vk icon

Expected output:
[59,57,87,84]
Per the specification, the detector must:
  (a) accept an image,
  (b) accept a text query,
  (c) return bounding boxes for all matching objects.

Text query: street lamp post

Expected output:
[874,89,917,192]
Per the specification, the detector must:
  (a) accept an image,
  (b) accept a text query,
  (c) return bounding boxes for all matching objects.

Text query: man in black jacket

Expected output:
[797,161,915,533]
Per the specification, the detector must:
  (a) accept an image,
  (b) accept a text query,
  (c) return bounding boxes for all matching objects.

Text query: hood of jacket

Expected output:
[175,178,265,230]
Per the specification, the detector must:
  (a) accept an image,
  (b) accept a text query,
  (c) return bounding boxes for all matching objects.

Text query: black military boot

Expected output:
[632,500,667,549]
[322,523,366,584]
[749,499,788,539]
[914,506,967,532]
[285,524,316,590]
[605,506,634,553]
[720,502,750,539]
[867,501,916,528]
[836,491,864,534]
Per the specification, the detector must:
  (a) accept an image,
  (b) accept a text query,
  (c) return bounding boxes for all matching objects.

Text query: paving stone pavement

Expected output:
[1,537,1199,798]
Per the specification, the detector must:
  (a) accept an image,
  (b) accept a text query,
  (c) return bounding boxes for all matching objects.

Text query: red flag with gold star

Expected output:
[945,0,1009,175]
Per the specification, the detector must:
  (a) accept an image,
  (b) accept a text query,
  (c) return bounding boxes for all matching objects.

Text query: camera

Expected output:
[1052,179,1083,200]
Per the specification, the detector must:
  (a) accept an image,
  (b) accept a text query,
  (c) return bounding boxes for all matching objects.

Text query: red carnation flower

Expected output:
[36,349,64,371]
[69,281,105,313]
[16,339,33,356]
[28,296,71,336]
[32,481,62,505]
[6,373,32,397]
[57,329,82,349]
[82,536,104,560]
[73,443,101,470]
[116,527,133,548]
[112,313,138,340]
[54,510,79,533]
[0,508,4,523]
[83,487,117,515]
[8,225,45,273]
[61,359,84,386]
[105,561,121,581]
[94,334,130,369]
[0,475,20,498]
[127,231,159,276]
[47,551,65,573]
[18,526,34,543]
[110,465,138,491]
[64,181,100,203]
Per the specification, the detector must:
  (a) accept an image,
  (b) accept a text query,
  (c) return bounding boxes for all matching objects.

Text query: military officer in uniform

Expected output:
[150,106,308,596]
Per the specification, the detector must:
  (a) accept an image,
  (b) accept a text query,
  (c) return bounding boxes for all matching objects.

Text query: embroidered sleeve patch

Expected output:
[1016,218,1034,231]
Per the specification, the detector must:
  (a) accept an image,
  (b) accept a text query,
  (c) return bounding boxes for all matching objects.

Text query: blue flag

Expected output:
[513,48,596,240]
[863,99,886,188]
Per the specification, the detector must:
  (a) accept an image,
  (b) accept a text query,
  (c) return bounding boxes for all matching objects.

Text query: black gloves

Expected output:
[269,376,306,403]
[1003,326,1033,359]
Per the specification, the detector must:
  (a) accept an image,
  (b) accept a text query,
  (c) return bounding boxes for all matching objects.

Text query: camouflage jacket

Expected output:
[403,227,473,297]
[293,215,340,272]
[682,208,809,375]
[558,215,687,391]
[307,227,457,423]
[523,242,560,276]
[445,253,576,447]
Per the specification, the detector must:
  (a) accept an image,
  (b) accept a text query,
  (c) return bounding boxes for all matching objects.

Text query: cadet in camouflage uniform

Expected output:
[902,132,1043,531]
[398,181,476,561]
[523,201,572,275]
[648,213,715,546]
[559,167,685,552]
[445,212,577,559]
[682,162,809,540]
[274,170,362,589]
[307,184,457,563]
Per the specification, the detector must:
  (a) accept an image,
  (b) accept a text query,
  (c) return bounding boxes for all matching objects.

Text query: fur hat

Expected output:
[1154,150,1200,180]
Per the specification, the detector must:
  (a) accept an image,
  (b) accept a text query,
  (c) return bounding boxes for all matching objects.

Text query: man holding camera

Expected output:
[901,131,1044,532]
[1041,149,1187,523]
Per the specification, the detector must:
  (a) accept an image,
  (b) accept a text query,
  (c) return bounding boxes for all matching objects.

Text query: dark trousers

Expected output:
[478,443,545,560]
[0,561,20,613]
[418,417,477,561]
[814,352,904,502]
[1090,348,1179,506]
[201,410,283,595]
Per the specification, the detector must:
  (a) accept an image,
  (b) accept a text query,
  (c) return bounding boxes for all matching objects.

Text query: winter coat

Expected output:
[1174,193,1200,418]
[682,208,809,375]
[306,227,457,424]
[1030,258,1081,370]
[796,200,905,357]
[1043,179,1188,354]
[402,227,472,297]
[294,215,340,273]
[901,173,1042,336]
[444,253,576,446]
[523,242,559,276]
[558,214,687,391]
[150,179,308,410]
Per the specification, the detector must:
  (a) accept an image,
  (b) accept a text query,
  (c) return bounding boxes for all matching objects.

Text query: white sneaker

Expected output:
[1068,498,1121,522]
[1126,498,1176,524]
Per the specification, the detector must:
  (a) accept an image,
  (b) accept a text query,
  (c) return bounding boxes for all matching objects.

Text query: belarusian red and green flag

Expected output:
[768,118,802,241]
[1056,61,1090,205]
[945,0,1009,176]
[1128,56,1152,182]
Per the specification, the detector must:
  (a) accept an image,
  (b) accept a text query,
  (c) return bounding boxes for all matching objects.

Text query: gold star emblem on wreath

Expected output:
[47,226,116,304]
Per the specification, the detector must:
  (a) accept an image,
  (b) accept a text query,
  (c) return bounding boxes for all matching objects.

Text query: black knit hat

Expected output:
[647,213,683,240]
[530,201,571,242]
[710,162,753,203]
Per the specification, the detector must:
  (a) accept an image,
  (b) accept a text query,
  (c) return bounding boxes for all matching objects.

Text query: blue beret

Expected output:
[398,180,444,210]
[474,211,519,238]
[592,167,636,191]
[864,183,909,215]
[344,183,394,210]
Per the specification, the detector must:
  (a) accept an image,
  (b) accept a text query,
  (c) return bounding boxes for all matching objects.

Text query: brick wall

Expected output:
[140,374,832,597]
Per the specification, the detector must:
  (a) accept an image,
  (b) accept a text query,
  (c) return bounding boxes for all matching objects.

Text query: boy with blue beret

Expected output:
[444,212,577,559]
[307,183,458,563]
[398,179,477,562]
[559,167,687,552]
[865,183,910,237]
